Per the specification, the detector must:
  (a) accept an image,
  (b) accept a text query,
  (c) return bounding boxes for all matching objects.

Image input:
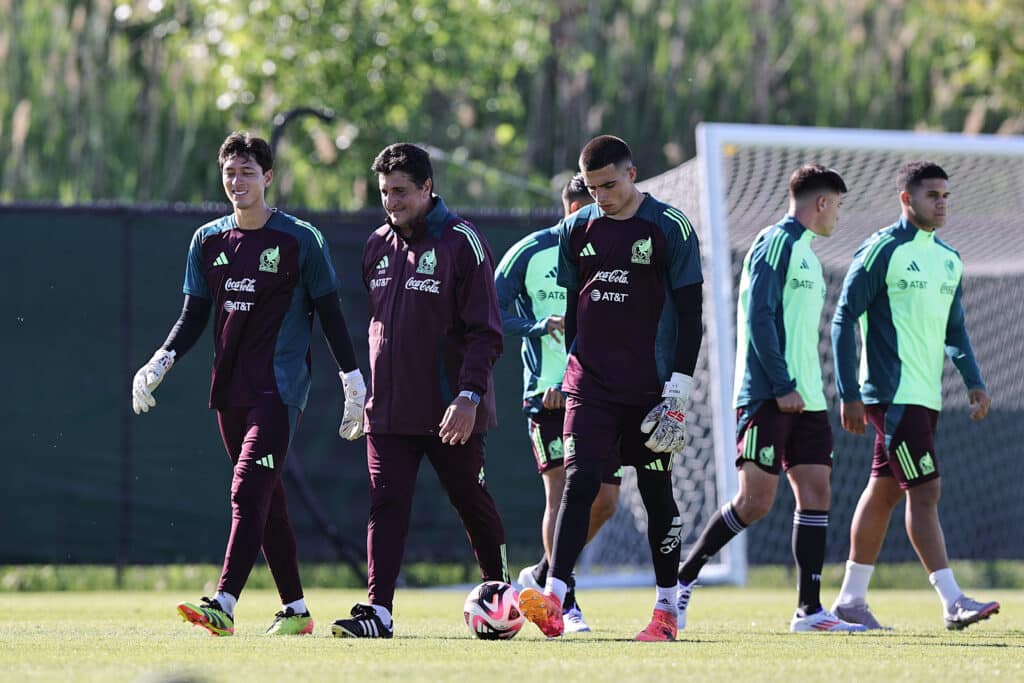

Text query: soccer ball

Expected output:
[463,581,525,640]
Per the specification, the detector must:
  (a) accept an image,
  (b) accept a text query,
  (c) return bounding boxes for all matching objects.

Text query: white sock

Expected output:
[655,585,678,616]
[836,561,874,605]
[928,568,962,612]
[369,603,392,627]
[213,591,237,617]
[545,577,568,605]
[284,598,307,615]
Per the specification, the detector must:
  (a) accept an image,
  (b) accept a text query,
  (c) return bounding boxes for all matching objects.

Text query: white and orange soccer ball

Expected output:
[463,581,525,640]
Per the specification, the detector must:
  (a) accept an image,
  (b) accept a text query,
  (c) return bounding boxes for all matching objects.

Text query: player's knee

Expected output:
[734,490,773,523]
[906,478,941,507]
[563,465,601,507]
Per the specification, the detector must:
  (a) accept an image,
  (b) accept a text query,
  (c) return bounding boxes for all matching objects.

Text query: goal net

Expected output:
[577,123,1024,587]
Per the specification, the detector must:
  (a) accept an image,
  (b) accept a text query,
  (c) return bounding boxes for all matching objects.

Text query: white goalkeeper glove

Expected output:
[640,372,692,453]
[338,368,367,440]
[131,348,176,415]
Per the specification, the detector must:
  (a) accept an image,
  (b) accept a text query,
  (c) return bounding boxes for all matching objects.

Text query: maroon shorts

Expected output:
[866,404,940,489]
[528,409,623,484]
[735,401,833,475]
[563,395,671,479]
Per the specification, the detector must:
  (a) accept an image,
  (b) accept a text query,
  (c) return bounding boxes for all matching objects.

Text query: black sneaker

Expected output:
[331,603,393,639]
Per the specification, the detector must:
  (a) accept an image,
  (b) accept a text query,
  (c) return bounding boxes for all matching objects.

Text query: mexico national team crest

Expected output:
[416,248,437,274]
[631,237,652,264]
[259,246,280,273]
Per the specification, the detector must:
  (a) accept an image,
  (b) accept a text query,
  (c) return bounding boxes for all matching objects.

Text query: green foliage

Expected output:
[1,1,1021,208]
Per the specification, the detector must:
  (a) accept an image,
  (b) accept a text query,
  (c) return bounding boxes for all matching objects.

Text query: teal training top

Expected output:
[831,217,985,410]
[734,216,827,410]
[494,225,568,410]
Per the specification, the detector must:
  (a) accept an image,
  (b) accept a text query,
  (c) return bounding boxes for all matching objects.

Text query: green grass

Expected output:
[0,588,1021,683]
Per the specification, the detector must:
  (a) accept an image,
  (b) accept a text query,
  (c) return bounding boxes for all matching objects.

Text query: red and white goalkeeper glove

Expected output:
[131,348,176,415]
[338,369,366,440]
[640,372,691,453]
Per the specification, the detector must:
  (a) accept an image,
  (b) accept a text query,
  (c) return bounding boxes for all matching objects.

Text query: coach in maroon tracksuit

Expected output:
[331,143,508,639]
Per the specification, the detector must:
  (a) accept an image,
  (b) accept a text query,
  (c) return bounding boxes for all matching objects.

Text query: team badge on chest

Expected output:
[631,237,652,264]
[417,248,437,274]
[259,246,280,273]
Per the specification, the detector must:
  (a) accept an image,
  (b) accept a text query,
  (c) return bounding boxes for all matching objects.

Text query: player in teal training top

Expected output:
[674,164,864,633]
[830,161,999,631]
[495,175,621,634]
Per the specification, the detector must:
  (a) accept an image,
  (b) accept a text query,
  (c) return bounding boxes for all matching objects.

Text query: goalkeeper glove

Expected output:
[131,348,176,415]
[338,368,366,440]
[640,372,691,453]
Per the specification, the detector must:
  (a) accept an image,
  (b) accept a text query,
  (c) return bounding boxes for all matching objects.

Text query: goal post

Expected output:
[575,122,1024,589]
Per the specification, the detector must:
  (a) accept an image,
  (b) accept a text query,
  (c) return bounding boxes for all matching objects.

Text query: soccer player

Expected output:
[830,161,999,631]
[495,174,621,634]
[673,165,865,633]
[331,143,508,639]
[131,131,366,637]
[518,135,702,641]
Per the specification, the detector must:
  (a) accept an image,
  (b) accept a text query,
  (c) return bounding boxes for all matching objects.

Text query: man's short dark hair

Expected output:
[579,135,633,172]
[897,161,948,193]
[562,173,591,207]
[371,143,433,188]
[789,164,847,200]
[219,131,273,173]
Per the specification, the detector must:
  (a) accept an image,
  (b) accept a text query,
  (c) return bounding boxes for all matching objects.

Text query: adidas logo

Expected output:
[579,243,596,257]
[213,252,229,267]
[800,258,809,269]
[375,255,389,271]
[546,267,557,279]
[256,454,275,469]
[907,261,921,272]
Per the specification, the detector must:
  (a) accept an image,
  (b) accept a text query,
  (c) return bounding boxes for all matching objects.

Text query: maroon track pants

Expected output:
[365,433,507,612]
[215,400,303,604]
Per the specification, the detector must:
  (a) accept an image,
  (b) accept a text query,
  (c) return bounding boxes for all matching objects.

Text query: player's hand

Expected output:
[841,400,867,435]
[439,396,477,445]
[545,315,565,344]
[338,369,367,440]
[968,388,991,421]
[541,386,566,410]
[640,372,692,453]
[131,348,176,415]
[776,390,805,414]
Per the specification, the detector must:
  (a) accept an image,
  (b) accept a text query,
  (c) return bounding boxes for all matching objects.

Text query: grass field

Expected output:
[1,587,1020,683]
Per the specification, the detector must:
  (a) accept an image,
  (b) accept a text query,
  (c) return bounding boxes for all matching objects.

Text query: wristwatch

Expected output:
[458,390,481,405]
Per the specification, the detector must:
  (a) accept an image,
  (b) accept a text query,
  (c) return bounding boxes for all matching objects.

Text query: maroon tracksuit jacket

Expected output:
[361,196,503,435]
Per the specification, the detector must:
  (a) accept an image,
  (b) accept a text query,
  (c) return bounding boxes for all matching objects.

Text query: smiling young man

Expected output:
[330,142,508,639]
[518,135,703,641]
[830,161,999,631]
[131,131,366,637]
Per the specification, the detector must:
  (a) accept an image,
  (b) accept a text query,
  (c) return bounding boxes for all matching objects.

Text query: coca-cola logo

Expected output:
[593,269,629,284]
[404,277,441,294]
[224,277,256,292]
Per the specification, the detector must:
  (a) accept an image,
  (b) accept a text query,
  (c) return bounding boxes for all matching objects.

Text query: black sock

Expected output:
[678,502,747,585]
[792,509,828,616]
[532,555,549,586]
[563,573,577,610]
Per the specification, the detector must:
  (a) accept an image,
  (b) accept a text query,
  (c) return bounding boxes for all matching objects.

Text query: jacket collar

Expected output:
[388,195,450,242]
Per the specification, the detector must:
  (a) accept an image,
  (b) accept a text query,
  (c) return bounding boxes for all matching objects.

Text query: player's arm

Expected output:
[830,244,885,433]
[944,281,990,420]
[302,226,367,440]
[440,226,504,445]
[132,231,211,415]
[494,245,556,340]
[641,207,702,452]
[556,214,582,353]
[746,243,800,409]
